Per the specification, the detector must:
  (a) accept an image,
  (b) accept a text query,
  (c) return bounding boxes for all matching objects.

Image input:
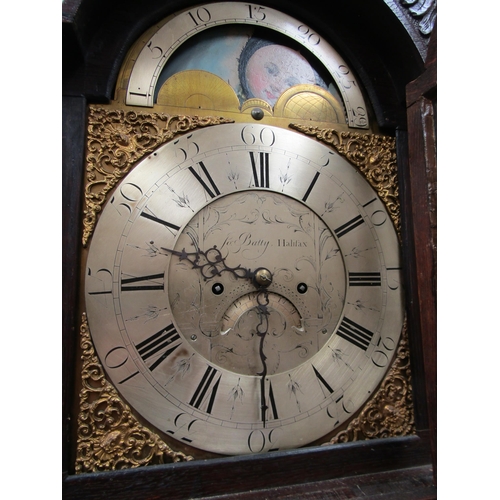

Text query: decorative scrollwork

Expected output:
[289,124,400,236]
[400,0,437,36]
[327,319,415,444]
[75,313,193,473]
[83,106,234,246]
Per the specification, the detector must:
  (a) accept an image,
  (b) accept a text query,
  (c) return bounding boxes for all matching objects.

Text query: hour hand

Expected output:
[162,245,251,281]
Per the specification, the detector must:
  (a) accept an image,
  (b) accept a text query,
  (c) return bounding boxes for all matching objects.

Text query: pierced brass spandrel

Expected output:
[83,106,234,246]
[75,313,193,473]
[289,124,400,235]
[325,319,415,445]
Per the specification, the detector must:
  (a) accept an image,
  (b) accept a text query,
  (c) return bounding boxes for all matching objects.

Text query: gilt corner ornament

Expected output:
[289,123,401,236]
[83,106,234,247]
[326,318,415,444]
[75,313,193,473]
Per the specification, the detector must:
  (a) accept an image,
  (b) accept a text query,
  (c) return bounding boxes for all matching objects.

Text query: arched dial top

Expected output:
[85,123,404,455]
[125,2,368,128]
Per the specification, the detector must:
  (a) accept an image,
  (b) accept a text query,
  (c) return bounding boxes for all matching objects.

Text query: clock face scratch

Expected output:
[344,246,376,260]
[126,305,169,322]
[348,298,380,314]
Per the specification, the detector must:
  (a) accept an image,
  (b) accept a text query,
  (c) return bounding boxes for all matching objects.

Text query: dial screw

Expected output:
[190,334,197,341]
[297,283,308,294]
[251,108,264,120]
[254,268,273,287]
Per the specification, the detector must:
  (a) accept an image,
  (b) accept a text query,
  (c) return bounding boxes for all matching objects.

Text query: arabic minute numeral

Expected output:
[104,346,140,384]
[187,7,211,26]
[247,4,266,20]
[110,182,144,216]
[247,428,283,453]
[297,25,321,45]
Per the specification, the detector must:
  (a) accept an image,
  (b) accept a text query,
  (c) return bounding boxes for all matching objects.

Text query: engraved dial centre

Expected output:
[168,189,347,376]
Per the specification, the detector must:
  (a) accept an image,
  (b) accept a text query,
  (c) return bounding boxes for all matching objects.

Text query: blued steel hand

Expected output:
[165,243,273,426]
[162,245,252,281]
[256,288,270,427]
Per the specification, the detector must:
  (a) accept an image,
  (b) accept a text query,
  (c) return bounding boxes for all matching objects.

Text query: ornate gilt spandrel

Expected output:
[325,319,415,444]
[289,124,400,236]
[83,106,234,246]
[75,313,193,474]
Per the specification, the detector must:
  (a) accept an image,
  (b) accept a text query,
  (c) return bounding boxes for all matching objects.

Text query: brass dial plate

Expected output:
[85,123,404,455]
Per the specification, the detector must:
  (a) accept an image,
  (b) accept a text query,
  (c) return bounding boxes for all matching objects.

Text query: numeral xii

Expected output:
[250,152,270,188]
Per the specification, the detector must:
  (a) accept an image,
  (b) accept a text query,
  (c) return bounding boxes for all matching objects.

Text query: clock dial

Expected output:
[85,123,404,455]
[124,2,368,128]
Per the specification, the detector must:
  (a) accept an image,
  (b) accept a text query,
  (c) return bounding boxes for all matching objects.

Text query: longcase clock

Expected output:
[63,0,436,497]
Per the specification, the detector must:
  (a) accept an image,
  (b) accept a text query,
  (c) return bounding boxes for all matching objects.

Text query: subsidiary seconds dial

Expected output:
[85,123,404,455]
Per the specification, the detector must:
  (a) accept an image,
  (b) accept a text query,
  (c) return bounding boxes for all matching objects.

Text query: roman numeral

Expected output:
[250,152,270,188]
[334,214,365,237]
[302,171,320,202]
[312,365,334,397]
[268,381,279,420]
[135,324,181,371]
[140,212,180,231]
[121,272,164,291]
[189,162,221,198]
[348,272,381,286]
[337,317,374,351]
[119,371,140,384]
[189,366,221,414]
